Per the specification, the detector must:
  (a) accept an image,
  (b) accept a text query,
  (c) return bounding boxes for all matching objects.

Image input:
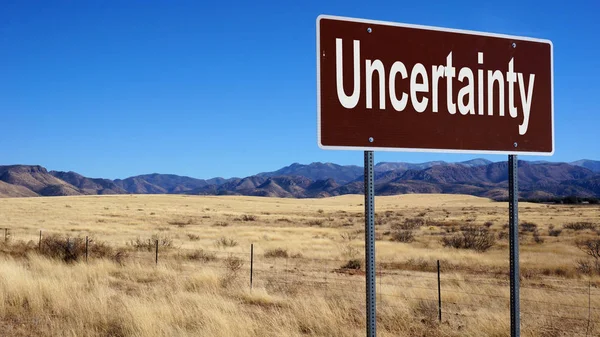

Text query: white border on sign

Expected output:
[316,14,554,156]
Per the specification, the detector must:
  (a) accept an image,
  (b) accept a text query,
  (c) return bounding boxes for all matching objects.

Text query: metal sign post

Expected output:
[364,151,376,337]
[508,155,520,337]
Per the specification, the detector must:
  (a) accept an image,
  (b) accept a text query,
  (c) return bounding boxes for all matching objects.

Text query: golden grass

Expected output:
[0,194,598,336]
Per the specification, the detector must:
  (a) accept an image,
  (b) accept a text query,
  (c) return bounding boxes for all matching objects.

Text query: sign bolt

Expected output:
[514,142,518,147]
[367,27,372,33]
[512,42,517,48]
[369,137,374,143]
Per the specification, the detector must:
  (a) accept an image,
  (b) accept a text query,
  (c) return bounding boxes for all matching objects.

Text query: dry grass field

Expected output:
[0,194,599,336]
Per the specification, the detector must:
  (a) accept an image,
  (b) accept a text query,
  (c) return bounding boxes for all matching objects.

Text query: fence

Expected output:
[1,228,599,336]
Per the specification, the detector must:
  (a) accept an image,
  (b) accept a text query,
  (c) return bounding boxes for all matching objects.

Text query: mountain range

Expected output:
[0,159,599,200]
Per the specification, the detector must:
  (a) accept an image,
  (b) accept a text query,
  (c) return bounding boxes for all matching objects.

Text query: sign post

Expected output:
[364,150,376,337]
[317,15,553,337]
[508,155,520,336]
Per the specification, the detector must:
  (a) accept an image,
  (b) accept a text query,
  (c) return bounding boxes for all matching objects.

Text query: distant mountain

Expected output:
[0,180,38,198]
[374,158,492,172]
[114,173,209,194]
[50,171,126,195]
[0,165,80,196]
[258,162,362,184]
[571,160,600,173]
[0,160,598,200]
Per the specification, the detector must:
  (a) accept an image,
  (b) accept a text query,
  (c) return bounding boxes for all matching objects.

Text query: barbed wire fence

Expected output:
[1,228,599,335]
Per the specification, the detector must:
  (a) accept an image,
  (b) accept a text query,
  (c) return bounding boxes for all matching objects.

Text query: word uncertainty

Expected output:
[335,39,535,135]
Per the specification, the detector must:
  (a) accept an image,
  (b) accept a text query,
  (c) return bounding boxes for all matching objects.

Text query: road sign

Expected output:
[317,15,554,155]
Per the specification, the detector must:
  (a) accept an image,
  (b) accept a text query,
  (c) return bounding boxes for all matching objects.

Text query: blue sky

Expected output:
[1,1,598,179]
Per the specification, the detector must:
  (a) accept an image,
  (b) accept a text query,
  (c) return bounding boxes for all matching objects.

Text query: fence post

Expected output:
[39,230,42,250]
[4,228,7,242]
[437,260,442,323]
[155,240,159,265]
[85,236,89,263]
[250,243,254,290]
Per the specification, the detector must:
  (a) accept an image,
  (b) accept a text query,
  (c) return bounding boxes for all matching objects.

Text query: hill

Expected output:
[0,165,81,197]
[571,159,600,172]
[50,171,127,195]
[258,162,362,184]
[0,160,598,200]
[113,174,209,194]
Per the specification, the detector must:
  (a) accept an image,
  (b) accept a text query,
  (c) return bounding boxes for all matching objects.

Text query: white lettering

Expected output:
[432,65,445,113]
[507,58,518,118]
[488,70,505,116]
[389,61,408,111]
[331,39,539,135]
[518,73,535,135]
[445,53,456,115]
[335,39,360,109]
[458,67,475,115]
[478,52,484,115]
[410,63,429,113]
[366,59,385,109]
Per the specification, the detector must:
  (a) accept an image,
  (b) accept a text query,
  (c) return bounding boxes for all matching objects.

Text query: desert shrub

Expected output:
[264,248,288,258]
[341,244,361,260]
[224,255,244,273]
[340,232,359,242]
[0,240,37,258]
[375,216,387,226]
[40,235,113,263]
[129,237,153,251]
[317,209,324,214]
[417,212,426,217]
[154,234,173,247]
[565,222,597,231]
[214,236,238,249]
[425,219,444,227]
[575,239,600,260]
[220,255,244,288]
[290,252,303,258]
[168,219,191,227]
[114,249,129,266]
[521,222,538,233]
[405,257,432,272]
[341,259,361,270]
[129,234,173,250]
[533,230,544,244]
[484,221,494,228]
[241,215,257,222]
[548,228,562,237]
[307,219,324,226]
[213,221,229,227]
[394,217,425,231]
[187,233,201,241]
[391,230,415,243]
[186,249,216,262]
[276,218,292,223]
[575,259,600,275]
[441,225,495,252]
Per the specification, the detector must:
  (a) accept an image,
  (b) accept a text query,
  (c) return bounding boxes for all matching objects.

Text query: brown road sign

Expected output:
[317,15,554,155]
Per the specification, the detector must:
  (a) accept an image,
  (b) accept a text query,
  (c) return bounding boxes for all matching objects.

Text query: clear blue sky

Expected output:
[1,1,598,179]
